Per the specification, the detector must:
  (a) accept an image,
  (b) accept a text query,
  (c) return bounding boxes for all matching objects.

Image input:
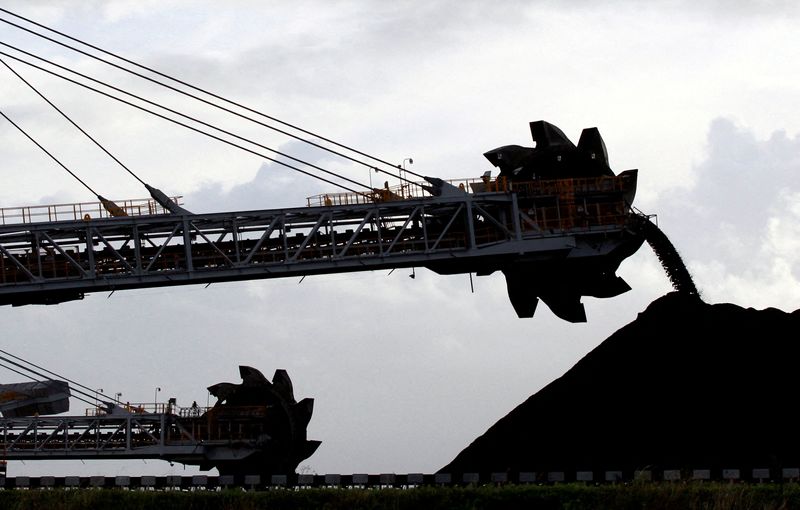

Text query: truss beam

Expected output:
[0,191,631,306]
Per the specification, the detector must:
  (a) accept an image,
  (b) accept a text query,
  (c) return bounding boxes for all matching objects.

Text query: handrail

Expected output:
[0,196,184,225]
[306,174,633,207]
[306,178,479,207]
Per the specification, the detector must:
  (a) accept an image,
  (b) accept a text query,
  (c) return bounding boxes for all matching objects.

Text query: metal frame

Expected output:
[0,413,199,460]
[1,190,630,305]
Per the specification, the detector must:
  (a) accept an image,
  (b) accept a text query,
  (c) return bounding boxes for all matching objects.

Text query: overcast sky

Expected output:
[1,1,799,477]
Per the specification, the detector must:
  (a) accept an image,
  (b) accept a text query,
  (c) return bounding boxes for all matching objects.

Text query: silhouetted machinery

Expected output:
[426,120,645,322]
[201,366,320,475]
[0,380,71,417]
[484,121,616,180]
[482,121,696,316]
[0,120,695,322]
[0,367,320,476]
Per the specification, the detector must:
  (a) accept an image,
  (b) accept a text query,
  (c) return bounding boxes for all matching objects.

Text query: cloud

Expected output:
[657,118,800,310]
[136,1,537,104]
[185,138,369,213]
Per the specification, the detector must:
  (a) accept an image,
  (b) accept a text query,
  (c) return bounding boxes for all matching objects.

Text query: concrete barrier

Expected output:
[722,469,740,481]
[244,475,261,487]
[189,475,207,487]
[462,472,480,484]
[407,473,424,485]
[297,474,315,486]
[491,472,508,483]
[3,468,800,489]
[218,475,235,486]
[434,473,451,484]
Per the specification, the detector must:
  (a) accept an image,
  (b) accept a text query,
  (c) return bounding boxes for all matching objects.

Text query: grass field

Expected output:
[2,483,800,509]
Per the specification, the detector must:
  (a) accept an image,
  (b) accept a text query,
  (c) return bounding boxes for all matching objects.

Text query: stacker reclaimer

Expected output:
[0,121,695,323]
[0,366,319,476]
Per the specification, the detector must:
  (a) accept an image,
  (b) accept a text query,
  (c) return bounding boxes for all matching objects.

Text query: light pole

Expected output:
[154,387,161,412]
[95,388,103,408]
[115,392,122,403]
[401,158,413,197]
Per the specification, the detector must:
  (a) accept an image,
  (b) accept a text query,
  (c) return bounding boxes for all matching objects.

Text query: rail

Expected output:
[306,174,636,207]
[0,196,184,225]
[306,178,481,207]
[84,402,207,416]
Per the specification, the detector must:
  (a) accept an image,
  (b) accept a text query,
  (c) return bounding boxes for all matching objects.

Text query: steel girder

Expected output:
[0,191,630,306]
[0,413,197,460]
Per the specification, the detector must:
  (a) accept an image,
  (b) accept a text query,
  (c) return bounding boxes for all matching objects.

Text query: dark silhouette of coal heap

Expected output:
[441,292,800,475]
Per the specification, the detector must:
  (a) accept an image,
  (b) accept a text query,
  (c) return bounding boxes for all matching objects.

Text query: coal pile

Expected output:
[441,292,800,475]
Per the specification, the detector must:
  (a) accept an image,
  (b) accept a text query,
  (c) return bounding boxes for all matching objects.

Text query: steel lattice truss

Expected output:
[0,187,632,307]
[1,413,197,460]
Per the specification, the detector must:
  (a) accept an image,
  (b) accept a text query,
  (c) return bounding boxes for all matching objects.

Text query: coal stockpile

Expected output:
[441,292,800,475]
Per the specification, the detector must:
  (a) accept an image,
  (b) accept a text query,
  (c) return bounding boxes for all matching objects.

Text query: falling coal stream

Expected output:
[637,215,699,297]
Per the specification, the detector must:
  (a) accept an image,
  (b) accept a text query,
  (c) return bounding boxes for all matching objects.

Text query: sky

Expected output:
[1,1,799,477]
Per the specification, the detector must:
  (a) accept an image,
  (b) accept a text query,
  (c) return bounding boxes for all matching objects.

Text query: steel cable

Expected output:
[0,49,366,195]
[0,107,100,197]
[0,352,103,408]
[0,42,373,192]
[0,10,424,182]
[0,55,147,186]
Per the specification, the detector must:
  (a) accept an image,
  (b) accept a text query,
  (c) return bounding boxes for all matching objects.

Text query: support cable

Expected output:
[0,348,96,396]
[0,360,37,381]
[0,11,426,181]
[0,353,104,408]
[0,107,100,197]
[0,44,374,191]
[0,50,365,195]
[0,89,127,215]
[0,56,145,186]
